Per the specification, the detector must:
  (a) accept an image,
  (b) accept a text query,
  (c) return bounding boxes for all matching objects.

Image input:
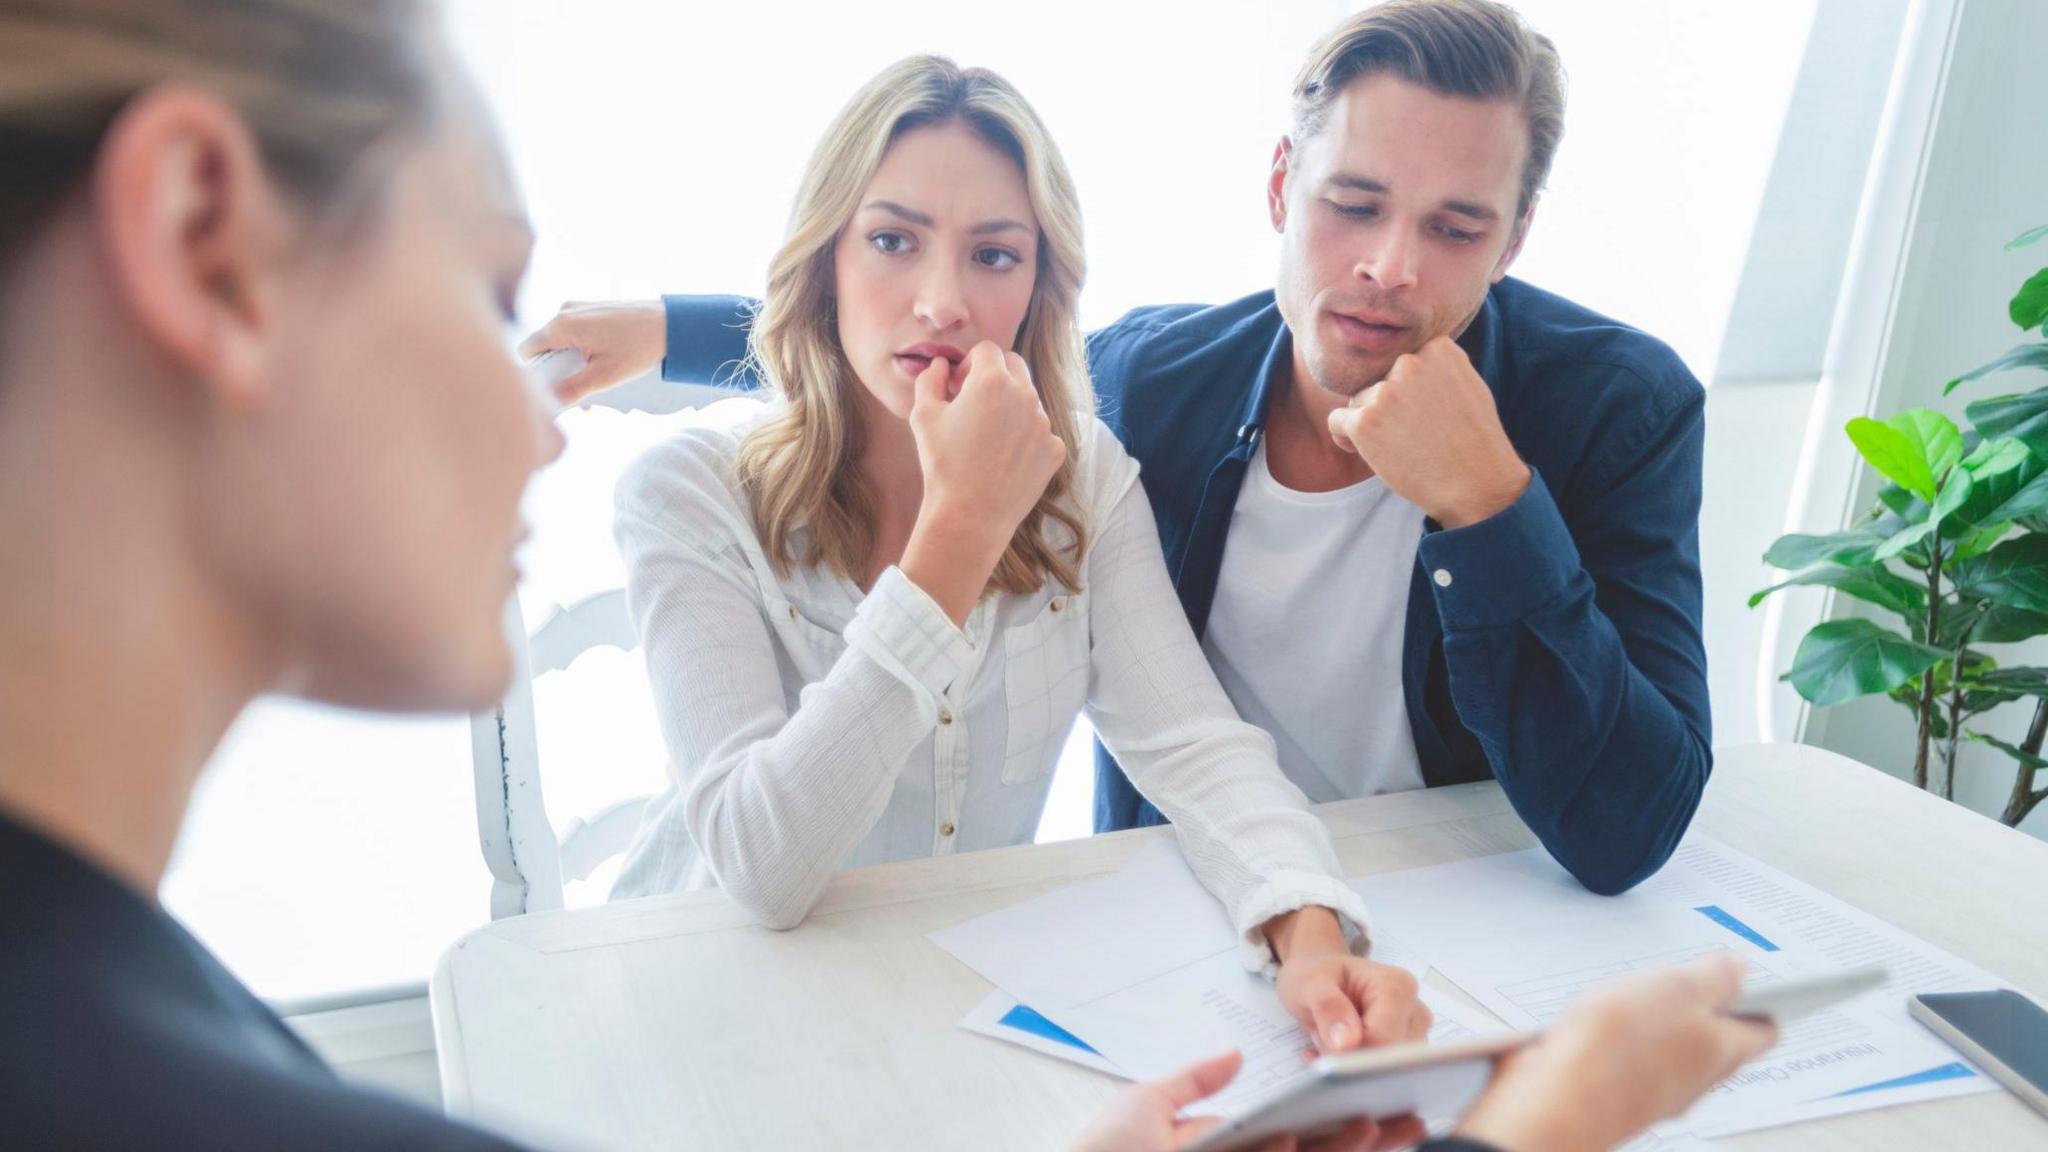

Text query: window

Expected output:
[164,0,1819,1002]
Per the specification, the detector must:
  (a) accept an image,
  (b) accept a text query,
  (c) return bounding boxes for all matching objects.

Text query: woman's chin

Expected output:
[291,636,513,716]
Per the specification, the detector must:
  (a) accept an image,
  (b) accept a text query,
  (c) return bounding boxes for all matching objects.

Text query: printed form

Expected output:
[1351,837,2003,1136]
[930,836,2011,1138]
[933,840,1507,1120]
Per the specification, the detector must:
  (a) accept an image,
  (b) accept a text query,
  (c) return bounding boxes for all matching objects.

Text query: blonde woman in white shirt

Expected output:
[547,55,1428,1061]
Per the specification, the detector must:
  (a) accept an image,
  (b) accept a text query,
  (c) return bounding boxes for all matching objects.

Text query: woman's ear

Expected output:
[91,86,288,413]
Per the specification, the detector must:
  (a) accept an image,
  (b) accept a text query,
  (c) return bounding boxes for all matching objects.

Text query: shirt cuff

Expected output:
[843,566,977,698]
[660,294,755,386]
[1232,871,1375,977]
[1417,470,1583,631]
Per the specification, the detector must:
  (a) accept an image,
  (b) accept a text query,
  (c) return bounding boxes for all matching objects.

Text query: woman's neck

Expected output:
[0,358,267,900]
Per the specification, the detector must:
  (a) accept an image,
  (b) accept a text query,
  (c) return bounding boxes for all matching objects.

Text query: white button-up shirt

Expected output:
[610,400,1370,968]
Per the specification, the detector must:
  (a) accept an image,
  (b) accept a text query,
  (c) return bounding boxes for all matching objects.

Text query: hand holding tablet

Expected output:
[1184,960,1889,1152]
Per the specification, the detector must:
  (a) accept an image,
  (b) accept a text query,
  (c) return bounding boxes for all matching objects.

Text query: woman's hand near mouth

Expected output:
[898,341,1066,624]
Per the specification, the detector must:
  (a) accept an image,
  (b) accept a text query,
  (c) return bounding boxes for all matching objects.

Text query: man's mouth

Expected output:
[1330,311,1410,352]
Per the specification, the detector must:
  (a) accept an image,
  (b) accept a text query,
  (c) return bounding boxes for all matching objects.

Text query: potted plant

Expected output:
[1754,225,2048,827]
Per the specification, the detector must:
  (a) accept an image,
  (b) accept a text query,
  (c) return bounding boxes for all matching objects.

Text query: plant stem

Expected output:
[2002,698,2048,827]
[1912,529,1943,792]
[1942,631,1968,801]
[2023,696,2047,758]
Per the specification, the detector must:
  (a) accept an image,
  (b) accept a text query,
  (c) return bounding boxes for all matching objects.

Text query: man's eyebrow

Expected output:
[1441,199,1501,222]
[860,200,934,227]
[1327,174,1390,195]
[1325,175,1503,222]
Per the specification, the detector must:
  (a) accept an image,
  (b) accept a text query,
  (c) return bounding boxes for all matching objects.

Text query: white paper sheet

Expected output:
[1653,840,2003,1134]
[1349,836,2002,1135]
[930,835,2012,1140]
[934,841,1507,1120]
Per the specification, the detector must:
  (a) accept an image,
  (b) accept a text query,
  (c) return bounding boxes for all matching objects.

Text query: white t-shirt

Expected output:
[1202,439,1428,803]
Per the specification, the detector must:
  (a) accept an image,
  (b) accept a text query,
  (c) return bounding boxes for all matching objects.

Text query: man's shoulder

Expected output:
[1086,291,1283,399]
[1491,277,1702,407]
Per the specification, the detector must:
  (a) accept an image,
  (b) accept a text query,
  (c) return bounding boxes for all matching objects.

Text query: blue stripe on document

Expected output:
[1833,1062,1977,1097]
[1694,904,1780,951]
[999,1004,1101,1054]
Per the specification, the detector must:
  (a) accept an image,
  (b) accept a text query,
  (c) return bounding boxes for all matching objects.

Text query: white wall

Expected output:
[1791,0,2048,838]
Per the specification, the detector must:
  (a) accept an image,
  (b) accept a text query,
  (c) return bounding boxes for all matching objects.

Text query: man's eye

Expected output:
[1329,201,1378,219]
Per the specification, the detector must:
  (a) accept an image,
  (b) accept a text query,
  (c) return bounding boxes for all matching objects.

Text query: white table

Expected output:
[430,743,2048,1150]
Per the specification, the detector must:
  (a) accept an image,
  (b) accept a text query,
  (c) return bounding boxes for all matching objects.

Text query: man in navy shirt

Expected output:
[535,0,1710,897]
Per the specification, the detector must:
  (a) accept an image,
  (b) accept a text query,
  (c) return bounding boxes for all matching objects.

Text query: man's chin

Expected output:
[1306,347,1397,398]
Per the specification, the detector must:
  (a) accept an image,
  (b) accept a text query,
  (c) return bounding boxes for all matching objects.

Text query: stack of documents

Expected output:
[929,835,2010,1143]
[931,841,1511,1121]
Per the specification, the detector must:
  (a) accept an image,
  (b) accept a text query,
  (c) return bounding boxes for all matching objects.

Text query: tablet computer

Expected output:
[1181,1031,1536,1152]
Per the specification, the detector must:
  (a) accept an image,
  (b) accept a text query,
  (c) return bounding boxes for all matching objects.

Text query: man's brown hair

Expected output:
[1292,0,1565,220]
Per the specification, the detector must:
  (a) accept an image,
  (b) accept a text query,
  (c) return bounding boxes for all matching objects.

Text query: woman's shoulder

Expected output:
[614,397,776,550]
[1068,410,1142,523]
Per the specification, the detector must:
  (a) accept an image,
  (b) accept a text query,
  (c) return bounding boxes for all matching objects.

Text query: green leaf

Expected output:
[1763,526,1892,570]
[2013,269,2048,332]
[1846,416,1939,500]
[1966,390,2048,457]
[1962,475,2048,531]
[1897,410,1966,479]
[1966,730,2048,772]
[1781,618,1948,707]
[1747,564,1928,614]
[1962,437,2031,479]
[1948,450,2043,533]
[1971,603,2048,643]
[1963,667,2048,699]
[2009,225,2048,251]
[1876,483,1926,519]
[1948,345,2048,395]
[1949,522,2012,563]
[1951,534,2048,612]
[1931,468,1974,523]
[1872,472,1970,561]
[1873,518,1938,561]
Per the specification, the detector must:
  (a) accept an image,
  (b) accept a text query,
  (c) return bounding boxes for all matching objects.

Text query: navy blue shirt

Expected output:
[0,809,530,1151]
[660,275,1711,895]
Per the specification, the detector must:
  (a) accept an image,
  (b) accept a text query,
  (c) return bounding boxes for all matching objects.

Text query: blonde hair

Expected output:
[1293,0,1565,219]
[736,55,1094,597]
[0,0,438,273]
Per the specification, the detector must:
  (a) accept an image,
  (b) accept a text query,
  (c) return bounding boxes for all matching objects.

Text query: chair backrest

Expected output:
[469,371,736,919]
[472,590,647,918]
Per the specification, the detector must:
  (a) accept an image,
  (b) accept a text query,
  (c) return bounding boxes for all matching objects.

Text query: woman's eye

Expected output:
[975,247,1021,270]
[870,231,914,255]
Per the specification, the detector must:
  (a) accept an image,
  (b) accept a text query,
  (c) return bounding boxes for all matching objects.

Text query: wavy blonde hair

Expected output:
[736,55,1093,596]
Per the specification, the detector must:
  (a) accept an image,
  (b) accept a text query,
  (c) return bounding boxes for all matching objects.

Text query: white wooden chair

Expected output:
[469,372,735,919]
[470,592,646,918]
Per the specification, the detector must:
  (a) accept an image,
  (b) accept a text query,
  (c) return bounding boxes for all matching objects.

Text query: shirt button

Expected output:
[938,707,954,725]
[940,822,956,837]
[1433,569,1453,588]
[1050,598,1064,613]
[786,604,797,620]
